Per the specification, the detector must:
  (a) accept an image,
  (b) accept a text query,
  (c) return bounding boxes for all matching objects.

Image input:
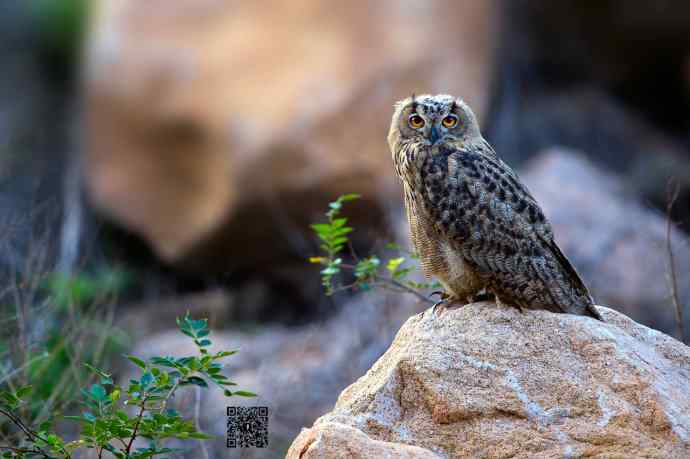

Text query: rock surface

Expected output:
[522,149,690,340]
[83,0,492,268]
[288,302,690,458]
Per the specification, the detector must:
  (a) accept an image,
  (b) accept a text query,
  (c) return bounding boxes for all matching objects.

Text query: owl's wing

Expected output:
[424,141,600,319]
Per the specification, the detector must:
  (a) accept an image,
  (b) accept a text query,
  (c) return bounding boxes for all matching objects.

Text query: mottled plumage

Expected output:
[388,94,602,320]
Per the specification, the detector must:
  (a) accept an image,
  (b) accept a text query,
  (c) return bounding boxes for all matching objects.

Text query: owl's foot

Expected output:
[431,299,446,317]
[430,293,462,317]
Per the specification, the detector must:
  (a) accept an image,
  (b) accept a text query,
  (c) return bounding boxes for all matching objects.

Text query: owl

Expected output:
[387,94,602,320]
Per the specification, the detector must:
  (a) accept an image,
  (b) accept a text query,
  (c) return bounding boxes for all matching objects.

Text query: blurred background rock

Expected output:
[1,0,689,457]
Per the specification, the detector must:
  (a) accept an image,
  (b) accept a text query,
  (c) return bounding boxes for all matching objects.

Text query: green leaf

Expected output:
[310,223,332,233]
[386,257,405,273]
[0,391,19,407]
[331,227,353,236]
[182,376,208,387]
[331,217,348,228]
[191,319,207,332]
[39,419,53,431]
[150,356,176,367]
[109,388,121,403]
[339,193,361,202]
[89,384,107,401]
[331,237,349,250]
[140,372,155,388]
[214,350,238,358]
[321,266,340,276]
[126,355,147,370]
[233,390,257,397]
[15,385,33,399]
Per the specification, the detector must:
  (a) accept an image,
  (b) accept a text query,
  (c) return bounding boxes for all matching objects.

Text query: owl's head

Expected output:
[387,94,481,156]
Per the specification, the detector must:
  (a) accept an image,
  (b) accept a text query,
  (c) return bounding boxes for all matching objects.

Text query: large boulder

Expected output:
[82,0,493,271]
[288,302,690,458]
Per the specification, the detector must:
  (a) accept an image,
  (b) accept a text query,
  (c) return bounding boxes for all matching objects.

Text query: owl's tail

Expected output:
[543,236,604,321]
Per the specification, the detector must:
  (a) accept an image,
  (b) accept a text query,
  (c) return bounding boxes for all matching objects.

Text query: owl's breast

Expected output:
[402,185,447,278]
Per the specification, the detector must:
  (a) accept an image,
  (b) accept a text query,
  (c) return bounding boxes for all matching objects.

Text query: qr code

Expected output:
[227,406,269,448]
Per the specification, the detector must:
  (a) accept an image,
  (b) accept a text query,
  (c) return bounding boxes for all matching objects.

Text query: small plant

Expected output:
[310,194,437,301]
[0,313,255,458]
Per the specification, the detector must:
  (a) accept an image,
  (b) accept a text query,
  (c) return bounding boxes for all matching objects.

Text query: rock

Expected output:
[521,149,690,340]
[82,0,493,270]
[288,302,690,459]
[289,422,438,459]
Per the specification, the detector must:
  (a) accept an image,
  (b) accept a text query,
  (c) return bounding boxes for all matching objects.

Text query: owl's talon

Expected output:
[431,299,447,317]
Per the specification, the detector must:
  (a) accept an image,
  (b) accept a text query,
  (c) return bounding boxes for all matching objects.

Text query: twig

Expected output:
[0,408,40,442]
[665,180,686,343]
[0,408,69,458]
[339,264,433,304]
[194,386,210,459]
[377,275,433,304]
[0,445,57,458]
[125,399,148,456]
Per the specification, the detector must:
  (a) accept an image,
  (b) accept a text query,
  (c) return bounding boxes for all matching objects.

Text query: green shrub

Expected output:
[0,313,255,458]
[310,194,438,300]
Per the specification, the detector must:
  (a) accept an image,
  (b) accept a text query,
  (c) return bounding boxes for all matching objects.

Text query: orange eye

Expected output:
[442,115,458,128]
[408,114,425,129]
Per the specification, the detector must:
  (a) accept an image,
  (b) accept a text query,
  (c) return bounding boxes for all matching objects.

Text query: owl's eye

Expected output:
[408,114,425,129]
[442,115,458,128]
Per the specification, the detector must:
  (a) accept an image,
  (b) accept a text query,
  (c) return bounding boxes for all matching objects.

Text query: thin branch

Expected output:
[193,386,210,459]
[0,444,57,458]
[665,180,686,343]
[0,408,40,442]
[125,399,148,456]
[339,263,433,304]
[376,275,434,304]
[0,409,69,458]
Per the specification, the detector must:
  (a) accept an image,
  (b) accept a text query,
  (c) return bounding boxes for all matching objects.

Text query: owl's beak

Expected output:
[429,125,441,144]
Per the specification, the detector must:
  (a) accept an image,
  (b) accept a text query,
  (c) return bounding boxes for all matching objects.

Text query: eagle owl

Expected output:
[388,94,602,320]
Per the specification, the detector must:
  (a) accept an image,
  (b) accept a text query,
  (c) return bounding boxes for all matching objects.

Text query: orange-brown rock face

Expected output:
[82,0,493,270]
[288,303,690,458]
